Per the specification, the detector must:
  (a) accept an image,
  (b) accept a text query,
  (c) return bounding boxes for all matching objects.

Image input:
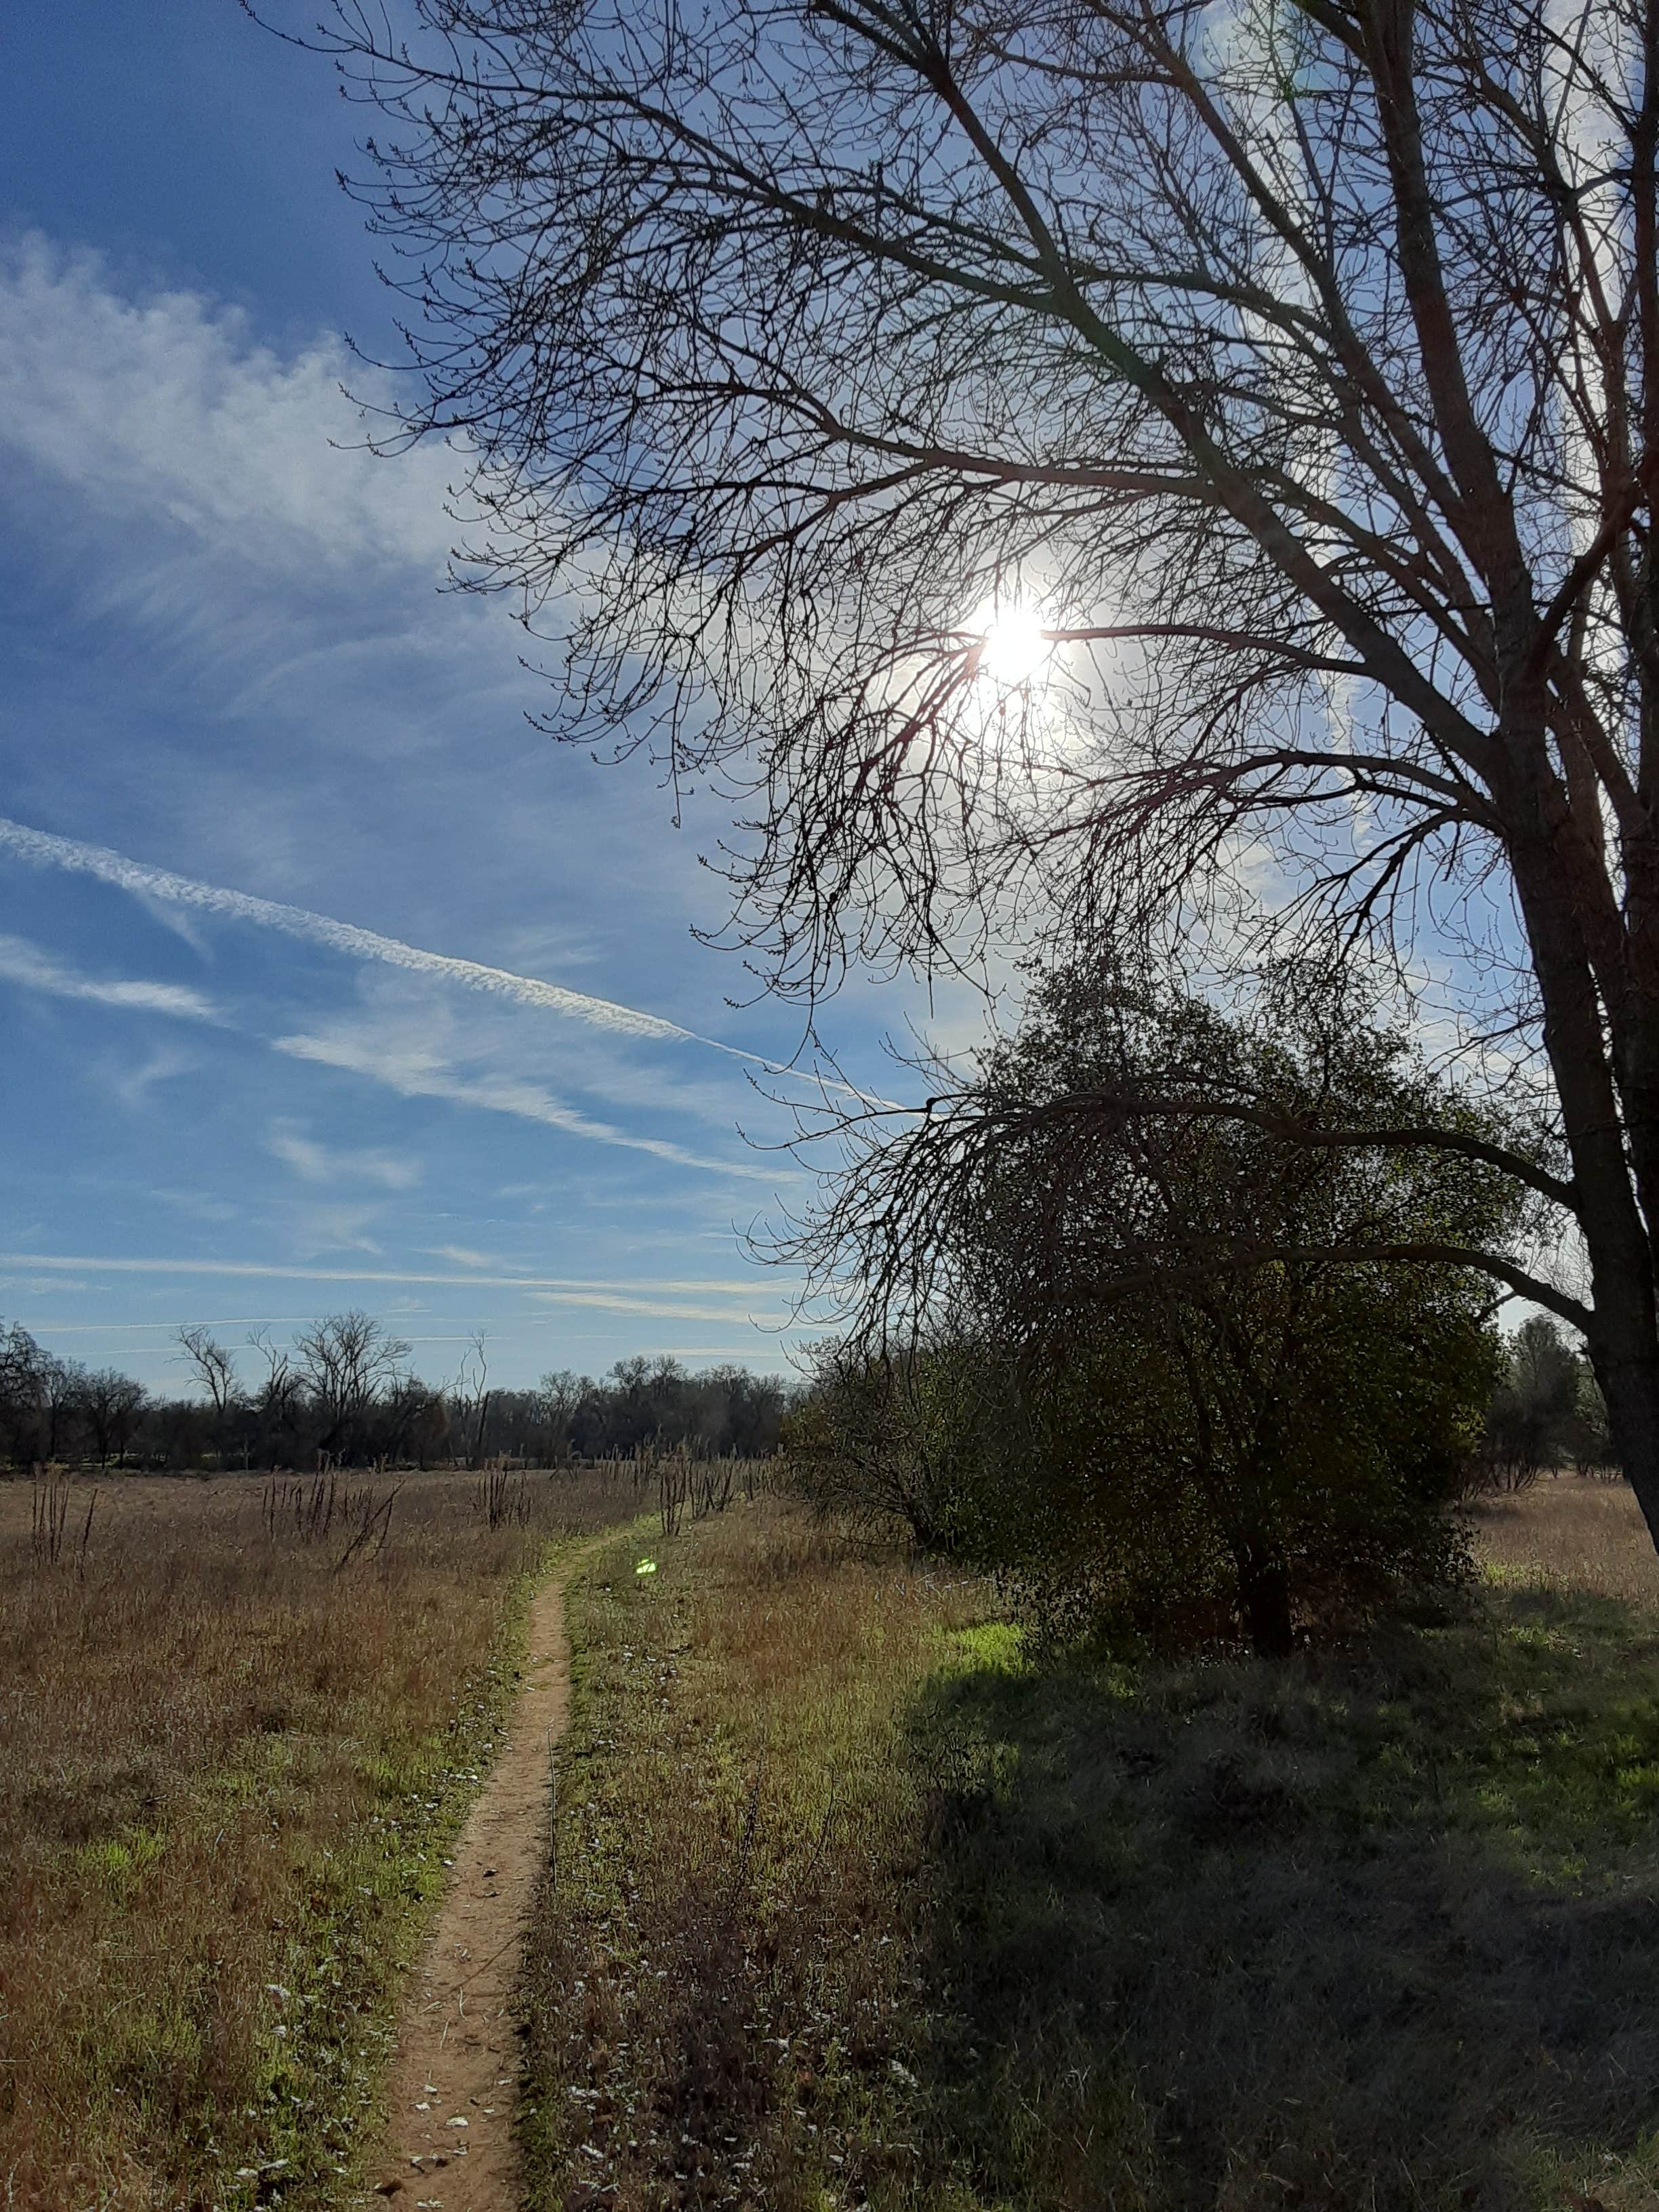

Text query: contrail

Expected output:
[0,813,897,1108]
[0,815,740,1054]
[0,1252,773,1297]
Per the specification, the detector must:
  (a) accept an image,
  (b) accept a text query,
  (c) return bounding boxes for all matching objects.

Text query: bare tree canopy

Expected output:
[293,1311,414,1456]
[175,1325,242,1418]
[282,1,1659,1530]
[787,957,1540,1336]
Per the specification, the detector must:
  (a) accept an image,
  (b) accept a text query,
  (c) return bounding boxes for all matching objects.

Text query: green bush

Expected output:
[961,1273,1497,1656]
[793,960,1534,1654]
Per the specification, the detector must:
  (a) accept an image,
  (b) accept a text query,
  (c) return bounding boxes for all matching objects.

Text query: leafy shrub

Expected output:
[791,960,1533,1654]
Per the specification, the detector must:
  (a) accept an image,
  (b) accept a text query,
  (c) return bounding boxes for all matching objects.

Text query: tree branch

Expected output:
[945,1089,1576,1212]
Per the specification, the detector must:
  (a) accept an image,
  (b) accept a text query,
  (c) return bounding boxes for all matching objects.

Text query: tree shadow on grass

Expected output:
[906,1586,1659,2212]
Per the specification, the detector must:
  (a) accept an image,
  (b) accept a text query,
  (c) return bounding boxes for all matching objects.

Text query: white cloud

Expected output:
[426,1244,497,1269]
[267,1120,421,1191]
[0,234,456,583]
[24,1317,316,1334]
[526,1288,762,1322]
[274,1026,780,1181]
[135,893,215,960]
[0,931,220,1021]
[102,1044,201,1109]
[0,1251,776,1304]
[651,1346,796,1361]
[285,1202,386,1257]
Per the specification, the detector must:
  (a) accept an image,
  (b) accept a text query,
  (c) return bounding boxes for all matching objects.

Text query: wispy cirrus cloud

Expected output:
[0,930,220,1021]
[21,1317,319,1334]
[0,232,825,1382]
[100,1043,201,1111]
[526,1288,764,1323]
[285,1202,387,1258]
[0,234,455,583]
[0,813,771,1060]
[266,1120,421,1191]
[274,1027,781,1181]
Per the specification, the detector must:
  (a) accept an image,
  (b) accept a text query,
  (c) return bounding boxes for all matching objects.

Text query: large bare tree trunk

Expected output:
[1511,796,1659,1535]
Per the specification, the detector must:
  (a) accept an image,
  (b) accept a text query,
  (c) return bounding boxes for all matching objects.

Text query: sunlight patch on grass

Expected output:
[526,1492,1659,2212]
[944,1620,1025,1673]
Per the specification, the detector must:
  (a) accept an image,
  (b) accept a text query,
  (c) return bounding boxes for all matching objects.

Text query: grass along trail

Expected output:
[518,1490,1659,2212]
[0,1470,638,2206]
[373,1566,579,2209]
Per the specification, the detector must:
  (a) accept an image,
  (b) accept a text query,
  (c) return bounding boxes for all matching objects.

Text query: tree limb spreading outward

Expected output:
[267,0,1659,1532]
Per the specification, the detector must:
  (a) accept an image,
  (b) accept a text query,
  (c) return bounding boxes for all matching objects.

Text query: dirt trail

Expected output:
[372,1570,572,2209]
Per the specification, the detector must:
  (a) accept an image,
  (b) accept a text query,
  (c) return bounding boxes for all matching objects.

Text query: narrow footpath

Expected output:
[371,1571,573,2210]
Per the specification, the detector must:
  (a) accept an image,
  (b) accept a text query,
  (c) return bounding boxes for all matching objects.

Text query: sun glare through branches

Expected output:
[975,597,1052,690]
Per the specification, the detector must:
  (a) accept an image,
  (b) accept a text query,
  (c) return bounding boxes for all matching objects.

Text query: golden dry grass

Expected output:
[1471,1471,1659,1605]
[0,1466,636,2211]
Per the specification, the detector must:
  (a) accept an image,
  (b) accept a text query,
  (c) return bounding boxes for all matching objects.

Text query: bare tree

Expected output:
[536,1368,585,1465]
[174,1326,241,1420]
[81,1370,147,1470]
[287,2,1659,1531]
[0,1322,49,1464]
[293,1311,413,1460]
[383,1372,449,1468]
[247,1327,300,1446]
[37,1355,86,1464]
[450,1331,492,1469]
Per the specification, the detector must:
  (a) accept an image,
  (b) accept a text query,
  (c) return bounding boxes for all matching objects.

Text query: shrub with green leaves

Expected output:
[793,960,1536,1653]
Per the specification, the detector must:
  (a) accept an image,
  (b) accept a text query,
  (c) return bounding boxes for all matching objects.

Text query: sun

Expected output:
[977,598,1051,687]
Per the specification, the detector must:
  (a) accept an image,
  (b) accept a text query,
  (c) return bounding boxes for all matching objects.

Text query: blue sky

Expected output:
[0,1,945,1391]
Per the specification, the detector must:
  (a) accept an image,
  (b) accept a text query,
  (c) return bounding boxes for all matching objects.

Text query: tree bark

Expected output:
[1507,785,1659,1543]
[1236,1544,1295,1660]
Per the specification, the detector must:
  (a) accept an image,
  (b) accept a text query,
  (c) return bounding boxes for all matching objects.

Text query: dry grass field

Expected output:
[525,1483,1659,2212]
[14,1464,1659,2212]
[0,1466,637,2211]
[1471,1471,1659,1603]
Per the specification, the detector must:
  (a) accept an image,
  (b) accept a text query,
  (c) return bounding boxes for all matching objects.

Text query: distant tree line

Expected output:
[0,1311,789,1473]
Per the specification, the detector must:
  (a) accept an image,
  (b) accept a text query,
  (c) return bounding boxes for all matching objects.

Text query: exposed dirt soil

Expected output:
[371,1571,573,2211]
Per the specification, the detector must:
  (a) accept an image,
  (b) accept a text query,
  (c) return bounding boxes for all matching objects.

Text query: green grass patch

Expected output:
[945,1620,1026,1674]
[914,1578,1659,2211]
[523,1505,1659,2212]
